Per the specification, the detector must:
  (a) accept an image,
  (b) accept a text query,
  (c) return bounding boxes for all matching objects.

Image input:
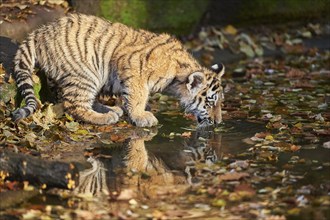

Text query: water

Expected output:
[23,117,262,197]
[10,106,327,220]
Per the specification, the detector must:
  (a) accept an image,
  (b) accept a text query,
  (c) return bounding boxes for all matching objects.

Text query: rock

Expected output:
[0,36,18,78]
[0,5,66,42]
[71,0,210,35]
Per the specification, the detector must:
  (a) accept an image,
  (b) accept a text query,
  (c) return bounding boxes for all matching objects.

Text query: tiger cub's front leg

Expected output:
[122,79,158,127]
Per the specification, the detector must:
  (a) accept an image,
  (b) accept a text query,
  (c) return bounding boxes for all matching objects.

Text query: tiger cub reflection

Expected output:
[75,132,220,197]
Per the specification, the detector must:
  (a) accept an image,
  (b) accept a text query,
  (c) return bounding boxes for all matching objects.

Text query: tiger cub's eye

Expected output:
[206,100,215,107]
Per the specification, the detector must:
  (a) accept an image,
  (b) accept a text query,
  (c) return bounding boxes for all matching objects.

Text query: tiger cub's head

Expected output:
[177,64,225,128]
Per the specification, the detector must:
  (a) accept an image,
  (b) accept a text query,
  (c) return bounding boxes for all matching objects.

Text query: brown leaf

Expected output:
[219,172,249,181]
[286,68,306,78]
[274,142,301,152]
[235,183,256,195]
[254,132,271,139]
[181,132,192,138]
[116,189,135,200]
[184,113,195,121]
[117,122,132,128]
[228,110,248,119]
[152,210,165,219]
[5,181,20,191]
[293,81,314,88]
[274,34,284,46]
[265,215,286,220]
[98,125,113,132]
[314,128,330,136]
[290,144,301,152]
[110,134,126,142]
[165,210,189,218]
[283,43,305,54]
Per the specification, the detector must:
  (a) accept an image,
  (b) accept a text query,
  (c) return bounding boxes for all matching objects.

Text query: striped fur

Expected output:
[13,14,225,127]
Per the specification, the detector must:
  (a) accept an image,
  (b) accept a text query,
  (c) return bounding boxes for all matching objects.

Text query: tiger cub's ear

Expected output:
[186,72,205,95]
[211,63,225,78]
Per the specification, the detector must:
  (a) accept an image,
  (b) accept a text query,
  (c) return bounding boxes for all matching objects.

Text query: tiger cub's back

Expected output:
[33,14,119,80]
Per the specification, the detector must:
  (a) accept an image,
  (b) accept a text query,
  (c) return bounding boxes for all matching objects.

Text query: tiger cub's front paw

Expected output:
[109,106,123,117]
[103,111,120,125]
[131,111,158,127]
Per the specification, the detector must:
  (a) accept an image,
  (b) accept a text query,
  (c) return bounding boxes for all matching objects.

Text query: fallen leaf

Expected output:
[117,189,135,200]
[98,125,113,132]
[181,131,191,138]
[211,199,226,207]
[265,215,286,220]
[219,172,249,181]
[290,144,301,152]
[223,25,238,35]
[228,160,249,169]
[323,141,330,149]
[65,121,79,132]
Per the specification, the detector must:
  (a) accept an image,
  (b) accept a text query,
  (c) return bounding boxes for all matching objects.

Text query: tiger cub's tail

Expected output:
[12,38,38,122]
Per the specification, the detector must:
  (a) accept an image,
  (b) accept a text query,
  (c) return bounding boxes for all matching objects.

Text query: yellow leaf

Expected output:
[211,199,226,207]
[23,181,34,191]
[65,113,74,121]
[75,129,89,135]
[224,25,238,35]
[294,122,303,129]
[288,207,301,215]
[265,135,274,141]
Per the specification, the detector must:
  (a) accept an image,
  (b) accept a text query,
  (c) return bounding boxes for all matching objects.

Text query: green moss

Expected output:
[99,0,148,29]
[99,0,209,35]
[146,0,209,34]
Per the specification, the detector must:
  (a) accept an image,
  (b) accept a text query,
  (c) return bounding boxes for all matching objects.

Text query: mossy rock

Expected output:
[99,0,209,35]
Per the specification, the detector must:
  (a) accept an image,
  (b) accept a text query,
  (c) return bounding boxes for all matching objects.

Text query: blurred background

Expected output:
[1,0,329,40]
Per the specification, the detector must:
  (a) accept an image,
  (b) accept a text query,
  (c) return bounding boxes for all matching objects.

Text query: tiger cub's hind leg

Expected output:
[93,102,123,116]
[62,87,120,125]
[46,77,62,103]
[64,101,120,125]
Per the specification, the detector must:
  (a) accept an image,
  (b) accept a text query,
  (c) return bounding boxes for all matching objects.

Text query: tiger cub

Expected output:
[13,14,225,127]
